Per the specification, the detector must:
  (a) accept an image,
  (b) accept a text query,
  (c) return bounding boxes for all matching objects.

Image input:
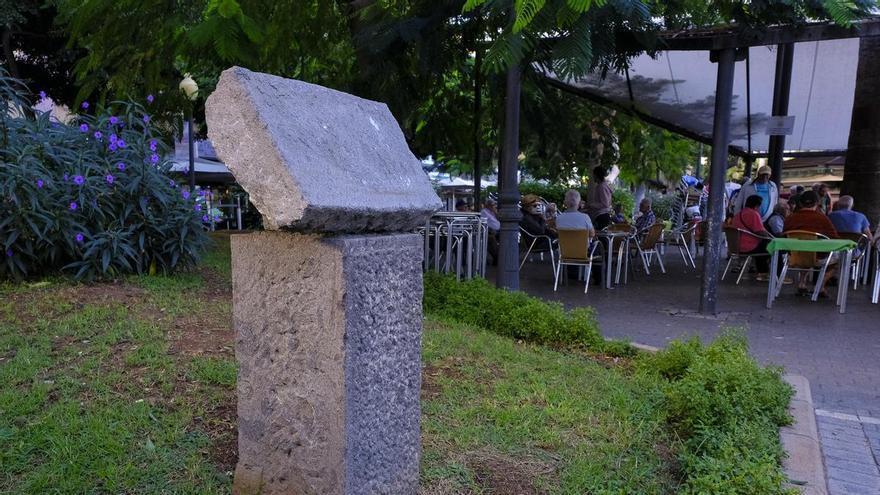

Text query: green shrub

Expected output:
[0,72,208,280]
[650,193,676,221]
[612,187,635,220]
[640,332,794,494]
[423,272,603,349]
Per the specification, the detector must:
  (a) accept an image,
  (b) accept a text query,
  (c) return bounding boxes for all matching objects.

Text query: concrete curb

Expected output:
[781,374,827,495]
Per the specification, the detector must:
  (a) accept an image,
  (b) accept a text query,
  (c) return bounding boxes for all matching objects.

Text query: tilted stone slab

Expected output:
[205,67,440,232]
[232,232,423,494]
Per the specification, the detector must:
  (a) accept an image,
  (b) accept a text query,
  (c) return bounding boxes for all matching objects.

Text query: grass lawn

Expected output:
[1,233,681,493]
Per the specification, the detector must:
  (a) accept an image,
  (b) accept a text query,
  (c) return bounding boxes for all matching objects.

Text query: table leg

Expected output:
[766,251,778,309]
[606,239,613,289]
[839,250,852,314]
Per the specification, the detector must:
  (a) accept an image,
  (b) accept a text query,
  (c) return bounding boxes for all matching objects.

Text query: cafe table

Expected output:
[765,238,857,314]
[597,229,632,289]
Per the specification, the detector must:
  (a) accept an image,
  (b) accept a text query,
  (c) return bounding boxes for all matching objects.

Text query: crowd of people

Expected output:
[729,165,875,297]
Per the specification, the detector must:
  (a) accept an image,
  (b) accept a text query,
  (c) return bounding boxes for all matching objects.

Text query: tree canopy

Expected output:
[12,0,878,187]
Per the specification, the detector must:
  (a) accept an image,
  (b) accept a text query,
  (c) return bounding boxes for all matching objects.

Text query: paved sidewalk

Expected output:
[498,254,880,494]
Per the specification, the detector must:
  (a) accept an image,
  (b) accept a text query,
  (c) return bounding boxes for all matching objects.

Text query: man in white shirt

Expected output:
[556,189,594,236]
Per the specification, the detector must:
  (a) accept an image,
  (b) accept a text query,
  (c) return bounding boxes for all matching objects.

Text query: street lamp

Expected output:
[179,74,199,190]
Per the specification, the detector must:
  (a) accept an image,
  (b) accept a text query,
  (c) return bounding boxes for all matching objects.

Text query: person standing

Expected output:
[813,183,832,215]
[733,165,778,223]
[585,166,613,231]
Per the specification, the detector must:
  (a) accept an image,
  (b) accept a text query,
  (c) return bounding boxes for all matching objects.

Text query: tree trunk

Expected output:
[841,36,880,227]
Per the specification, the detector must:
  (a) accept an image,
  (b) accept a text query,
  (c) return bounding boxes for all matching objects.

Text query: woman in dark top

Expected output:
[585,166,613,231]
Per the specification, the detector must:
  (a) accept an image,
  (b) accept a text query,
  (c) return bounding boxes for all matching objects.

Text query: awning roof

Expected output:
[543,38,861,157]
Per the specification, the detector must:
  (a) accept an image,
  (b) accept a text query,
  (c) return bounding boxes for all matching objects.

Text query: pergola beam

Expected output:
[656,18,880,51]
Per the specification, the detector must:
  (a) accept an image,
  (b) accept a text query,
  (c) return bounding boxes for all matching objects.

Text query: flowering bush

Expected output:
[1,73,208,280]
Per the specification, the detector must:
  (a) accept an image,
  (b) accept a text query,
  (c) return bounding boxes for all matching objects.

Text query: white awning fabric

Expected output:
[544,38,860,156]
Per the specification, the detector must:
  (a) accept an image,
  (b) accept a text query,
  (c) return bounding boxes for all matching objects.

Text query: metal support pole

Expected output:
[236,196,242,230]
[768,43,794,187]
[188,113,196,190]
[496,64,523,290]
[695,143,703,179]
[700,48,737,315]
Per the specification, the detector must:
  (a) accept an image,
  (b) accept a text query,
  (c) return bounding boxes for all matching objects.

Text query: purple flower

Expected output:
[69,202,78,211]
[79,124,89,133]
[5,248,11,257]
[117,139,126,148]
[194,204,202,212]
[146,94,154,103]
[198,190,205,197]
[202,215,209,222]
[181,190,190,199]
[73,175,85,186]
[108,143,118,152]
[81,101,89,110]
[36,179,44,189]
[109,116,119,125]
[75,233,84,243]
[39,91,47,100]
[117,162,126,171]
[93,131,103,140]
[63,173,69,181]
[149,140,157,151]
[109,133,117,143]
[143,115,150,124]
[150,153,159,164]
[105,174,114,184]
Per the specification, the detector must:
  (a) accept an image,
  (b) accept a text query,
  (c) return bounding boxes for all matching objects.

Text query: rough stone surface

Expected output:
[206,67,441,232]
[232,232,423,495]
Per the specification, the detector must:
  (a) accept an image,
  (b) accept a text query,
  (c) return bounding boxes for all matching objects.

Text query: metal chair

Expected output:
[634,223,667,275]
[722,226,773,284]
[519,227,558,277]
[775,230,832,301]
[667,222,699,268]
[838,232,870,290]
[554,229,601,293]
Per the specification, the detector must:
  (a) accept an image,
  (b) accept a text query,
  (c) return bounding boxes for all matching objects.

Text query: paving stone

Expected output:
[826,468,880,490]
[825,456,880,476]
[827,478,879,495]
[821,436,871,454]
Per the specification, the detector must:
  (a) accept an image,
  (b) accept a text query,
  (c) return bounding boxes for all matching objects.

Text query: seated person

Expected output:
[520,194,556,238]
[732,195,773,280]
[633,198,656,233]
[480,198,500,233]
[480,198,500,265]
[555,189,595,237]
[783,190,839,297]
[828,195,872,242]
[766,202,789,237]
[611,204,626,224]
[454,198,470,212]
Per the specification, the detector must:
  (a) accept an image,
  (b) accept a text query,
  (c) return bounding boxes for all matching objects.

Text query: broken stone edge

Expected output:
[205,67,441,234]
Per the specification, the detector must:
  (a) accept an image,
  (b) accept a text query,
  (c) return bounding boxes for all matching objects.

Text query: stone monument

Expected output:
[205,67,441,494]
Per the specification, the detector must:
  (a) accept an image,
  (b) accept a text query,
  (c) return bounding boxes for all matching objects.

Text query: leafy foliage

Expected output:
[639,333,795,494]
[0,73,208,280]
[423,271,605,349]
[426,273,795,494]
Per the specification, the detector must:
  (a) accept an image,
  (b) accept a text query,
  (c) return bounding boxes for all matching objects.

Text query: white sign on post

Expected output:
[765,115,796,135]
